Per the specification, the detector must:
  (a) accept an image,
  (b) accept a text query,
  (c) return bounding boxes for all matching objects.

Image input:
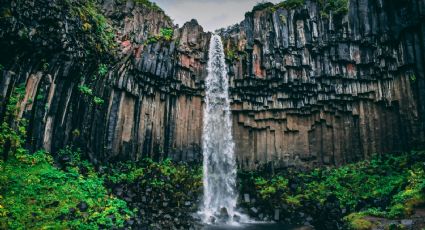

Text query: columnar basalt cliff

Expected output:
[0,0,209,163]
[0,0,424,169]
[221,0,425,169]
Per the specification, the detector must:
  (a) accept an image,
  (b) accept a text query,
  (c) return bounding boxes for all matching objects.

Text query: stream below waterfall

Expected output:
[204,223,299,230]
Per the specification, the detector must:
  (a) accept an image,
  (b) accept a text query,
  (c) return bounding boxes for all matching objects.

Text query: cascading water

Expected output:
[199,34,242,225]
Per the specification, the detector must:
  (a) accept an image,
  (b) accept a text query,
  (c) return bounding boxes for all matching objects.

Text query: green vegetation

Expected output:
[78,84,93,96]
[241,151,425,229]
[97,63,108,77]
[410,74,417,82]
[132,0,164,12]
[252,0,349,17]
[344,213,375,230]
[145,27,174,45]
[273,0,305,10]
[93,96,105,105]
[225,48,237,61]
[253,2,275,12]
[0,83,132,229]
[71,0,116,53]
[0,150,133,229]
[101,158,203,228]
[224,44,247,62]
[0,84,27,159]
[160,28,174,41]
[0,63,4,71]
[78,85,105,106]
[106,158,202,190]
[318,0,349,17]
[42,61,49,71]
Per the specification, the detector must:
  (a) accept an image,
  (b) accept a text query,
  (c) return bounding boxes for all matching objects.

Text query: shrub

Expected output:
[274,0,305,10]
[78,85,93,96]
[0,150,133,229]
[93,96,104,105]
[0,84,27,159]
[145,27,174,44]
[240,151,425,227]
[71,0,116,53]
[97,63,108,77]
[318,0,350,17]
[160,28,174,41]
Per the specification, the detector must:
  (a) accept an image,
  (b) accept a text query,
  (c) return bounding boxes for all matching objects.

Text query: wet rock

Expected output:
[274,209,280,221]
[244,193,250,203]
[250,207,258,214]
[233,214,241,223]
[77,201,88,212]
[401,219,413,227]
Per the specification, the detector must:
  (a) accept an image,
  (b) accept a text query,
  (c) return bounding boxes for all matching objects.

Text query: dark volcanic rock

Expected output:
[0,0,424,170]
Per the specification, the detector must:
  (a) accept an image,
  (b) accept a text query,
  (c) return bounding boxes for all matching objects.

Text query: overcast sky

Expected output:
[151,0,281,32]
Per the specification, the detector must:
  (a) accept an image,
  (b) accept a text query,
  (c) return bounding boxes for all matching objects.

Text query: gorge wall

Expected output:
[0,0,424,169]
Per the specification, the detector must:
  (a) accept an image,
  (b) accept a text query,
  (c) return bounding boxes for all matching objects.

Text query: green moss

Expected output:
[0,83,27,159]
[225,49,236,61]
[71,0,116,54]
[318,0,350,17]
[78,85,93,96]
[132,0,164,12]
[271,0,349,17]
[253,2,275,12]
[0,150,133,229]
[160,28,174,41]
[144,27,174,45]
[273,0,305,10]
[344,213,374,230]
[241,151,425,226]
[93,96,105,105]
[106,158,202,187]
[97,63,108,77]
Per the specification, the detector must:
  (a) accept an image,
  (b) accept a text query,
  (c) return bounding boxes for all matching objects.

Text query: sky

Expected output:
[150,0,281,32]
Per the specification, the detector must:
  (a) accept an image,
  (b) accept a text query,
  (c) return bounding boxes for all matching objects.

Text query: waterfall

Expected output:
[200,34,240,224]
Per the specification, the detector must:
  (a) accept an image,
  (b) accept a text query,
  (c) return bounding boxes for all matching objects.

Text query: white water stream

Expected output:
[199,34,245,225]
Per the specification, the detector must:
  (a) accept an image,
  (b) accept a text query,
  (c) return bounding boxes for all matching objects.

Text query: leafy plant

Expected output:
[145,27,174,44]
[160,28,174,41]
[93,96,104,105]
[240,151,425,228]
[274,0,305,10]
[253,2,275,12]
[0,150,133,229]
[318,0,349,17]
[132,0,164,12]
[71,0,116,53]
[410,74,416,82]
[0,83,27,159]
[78,85,93,96]
[98,63,108,77]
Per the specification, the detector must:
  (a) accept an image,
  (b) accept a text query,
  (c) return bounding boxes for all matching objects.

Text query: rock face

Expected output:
[222,0,425,169]
[0,0,209,163]
[1,0,424,169]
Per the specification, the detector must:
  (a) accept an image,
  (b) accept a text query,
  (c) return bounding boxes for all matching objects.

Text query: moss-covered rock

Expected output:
[0,150,133,229]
